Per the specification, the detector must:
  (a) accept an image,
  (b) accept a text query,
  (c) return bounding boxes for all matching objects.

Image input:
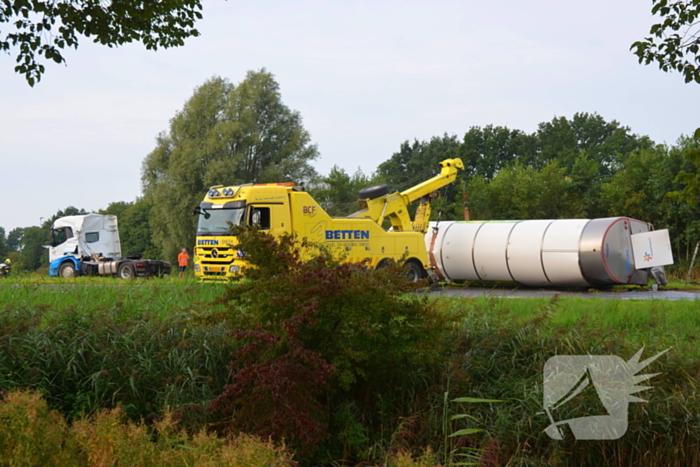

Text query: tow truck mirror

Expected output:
[192,207,211,219]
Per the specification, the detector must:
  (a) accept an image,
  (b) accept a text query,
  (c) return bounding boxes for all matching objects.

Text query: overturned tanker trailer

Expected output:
[426,217,674,287]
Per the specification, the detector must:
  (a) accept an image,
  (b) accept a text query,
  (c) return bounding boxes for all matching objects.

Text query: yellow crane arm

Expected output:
[349,158,464,232]
[399,158,464,205]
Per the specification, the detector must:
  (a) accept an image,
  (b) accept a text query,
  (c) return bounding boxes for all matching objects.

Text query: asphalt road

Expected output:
[430,286,700,301]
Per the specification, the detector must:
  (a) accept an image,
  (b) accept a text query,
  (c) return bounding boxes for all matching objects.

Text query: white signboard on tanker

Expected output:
[631,229,673,269]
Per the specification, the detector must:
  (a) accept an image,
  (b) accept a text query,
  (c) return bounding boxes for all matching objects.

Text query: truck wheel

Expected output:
[376,258,394,270]
[404,260,425,282]
[59,262,76,278]
[118,263,135,280]
[358,184,389,200]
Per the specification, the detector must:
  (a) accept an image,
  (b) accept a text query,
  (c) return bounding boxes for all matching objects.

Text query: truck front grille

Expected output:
[199,246,235,264]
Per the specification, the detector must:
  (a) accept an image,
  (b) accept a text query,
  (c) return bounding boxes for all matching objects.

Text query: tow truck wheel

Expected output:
[118,263,135,280]
[358,184,389,200]
[404,260,425,282]
[59,262,76,278]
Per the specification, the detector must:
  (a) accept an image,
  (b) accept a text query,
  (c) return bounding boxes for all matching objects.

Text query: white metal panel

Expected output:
[473,223,517,281]
[540,219,588,286]
[542,252,588,286]
[53,215,85,231]
[507,220,553,286]
[631,230,674,268]
[439,222,484,281]
[81,214,105,232]
[542,219,588,251]
[79,214,121,259]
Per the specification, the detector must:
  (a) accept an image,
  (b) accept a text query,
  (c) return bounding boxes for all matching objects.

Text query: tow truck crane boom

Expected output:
[349,158,465,233]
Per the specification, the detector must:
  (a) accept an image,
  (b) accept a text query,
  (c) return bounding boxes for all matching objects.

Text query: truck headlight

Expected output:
[194,264,201,273]
[229,265,240,274]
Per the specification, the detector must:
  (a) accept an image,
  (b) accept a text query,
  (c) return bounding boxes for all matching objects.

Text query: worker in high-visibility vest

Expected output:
[178,248,190,278]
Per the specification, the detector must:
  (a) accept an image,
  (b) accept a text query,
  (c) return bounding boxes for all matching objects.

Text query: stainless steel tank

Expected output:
[426,217,657,287]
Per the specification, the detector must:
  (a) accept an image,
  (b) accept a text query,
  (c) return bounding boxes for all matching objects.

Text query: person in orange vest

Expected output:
[178,248,190,278]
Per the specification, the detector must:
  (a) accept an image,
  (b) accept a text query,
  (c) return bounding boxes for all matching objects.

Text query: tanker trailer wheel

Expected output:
[118,263,135,280]
[358,184,389,200]
[59,262,76,278]
[404,260,425,282]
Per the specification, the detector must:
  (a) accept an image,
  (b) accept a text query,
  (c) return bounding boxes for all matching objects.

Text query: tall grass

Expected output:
[434,295,700,467]
[2,278,700,465]
[0,281,235,423]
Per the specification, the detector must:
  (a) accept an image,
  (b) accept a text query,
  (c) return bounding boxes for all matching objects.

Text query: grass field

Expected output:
[0,276,227,321]
[1,275,699,466]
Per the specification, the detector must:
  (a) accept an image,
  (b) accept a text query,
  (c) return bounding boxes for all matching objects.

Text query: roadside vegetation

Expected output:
[1,230,699,466]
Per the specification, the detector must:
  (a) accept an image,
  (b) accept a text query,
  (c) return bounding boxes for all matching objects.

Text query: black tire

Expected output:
[358,184,389,200]
[118,263,136,280]
[59,262,76,278]
[404,260,425,282]
[376,258,394,270]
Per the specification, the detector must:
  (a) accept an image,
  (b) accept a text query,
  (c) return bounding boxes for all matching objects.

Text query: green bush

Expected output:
[209,227,464,461]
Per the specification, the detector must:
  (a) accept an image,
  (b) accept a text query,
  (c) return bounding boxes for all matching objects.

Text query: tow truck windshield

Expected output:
[197,208,245,236]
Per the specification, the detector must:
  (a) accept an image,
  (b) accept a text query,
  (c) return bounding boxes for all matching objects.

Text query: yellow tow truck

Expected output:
[192,158,464,281]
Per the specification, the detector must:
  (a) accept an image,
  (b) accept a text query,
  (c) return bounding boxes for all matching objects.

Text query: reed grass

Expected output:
[1,278,700,466]
[433,295,700,467]
[0,280,235,423]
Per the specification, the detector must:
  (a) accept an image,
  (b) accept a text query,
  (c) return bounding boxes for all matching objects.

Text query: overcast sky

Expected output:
[1,0,697,233]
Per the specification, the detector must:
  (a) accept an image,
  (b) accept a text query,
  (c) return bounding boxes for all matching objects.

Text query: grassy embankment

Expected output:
[0,279,699,466]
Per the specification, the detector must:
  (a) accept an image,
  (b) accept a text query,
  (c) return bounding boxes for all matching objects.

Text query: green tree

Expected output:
[666,130,700,206]
[376,115,650,222]
[467,161,581,220]
[7,227,24,253]
[19,226,48,271]
[142,70,319,263]
[120,198,160,259]
[534,113,653,177]
[99,201,131,220]
[602,148,680,220]
[662,133,700,259]
[631,0,700,84]
[100,199,159,258]
[377,134,462,188]
[459,125,537,179]
[309,166,374,216]
[631,1,700,259]
[376,135,466,220]
[0,227,8,260]
[1,0,205,86]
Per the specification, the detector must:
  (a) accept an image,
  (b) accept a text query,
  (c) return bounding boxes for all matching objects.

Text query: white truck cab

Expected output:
[49,214,170,279]
[49,214,121,269]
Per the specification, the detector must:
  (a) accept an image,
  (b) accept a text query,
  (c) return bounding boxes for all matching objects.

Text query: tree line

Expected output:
[3,69,699,272]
